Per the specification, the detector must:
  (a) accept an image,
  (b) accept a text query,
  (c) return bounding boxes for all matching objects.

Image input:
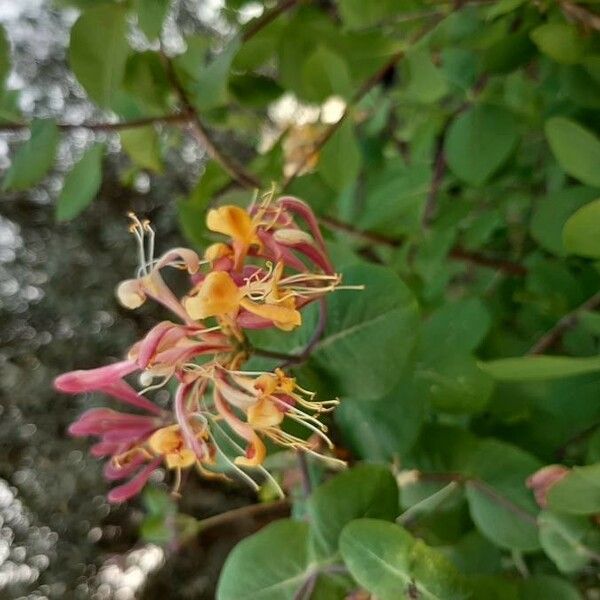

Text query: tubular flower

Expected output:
[212,367,342,469]
[54,193,359,503]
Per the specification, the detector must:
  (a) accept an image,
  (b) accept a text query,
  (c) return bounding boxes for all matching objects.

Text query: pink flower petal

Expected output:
[107,458,162,503]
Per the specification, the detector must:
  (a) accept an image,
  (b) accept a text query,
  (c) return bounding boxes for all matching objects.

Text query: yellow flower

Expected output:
[148,425,196,469]
[184,266,302,330]
[206,205,261,270]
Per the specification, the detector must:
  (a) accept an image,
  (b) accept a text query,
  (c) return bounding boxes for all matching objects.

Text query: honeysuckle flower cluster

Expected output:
[54,192,354,503]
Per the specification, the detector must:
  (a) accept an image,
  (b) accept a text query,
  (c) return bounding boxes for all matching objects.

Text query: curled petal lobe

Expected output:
[155,247,200,273]
[116,279,146,309]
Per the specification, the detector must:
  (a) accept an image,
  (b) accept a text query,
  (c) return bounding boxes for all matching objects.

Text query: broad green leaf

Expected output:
[339,519,469,600]
[356,161,431,236]
[217,519,310,600]
[174,34,210,81]
[308,465,399,558]
[123,52,171,114]
[337,0,400,29]
[531,23,584,65]
[445,104,519,186]
[417,353,494,414]
[134,0,169,41]
[418,298,491,361]
[405,48,448,103]
[234,17,285,70]
[530,187,599,256]
[302,45,352,103]
[538,510,593,572]
[482,32,535,74]
[319,119,361,191]
[56,143,104,221]
[3,119,59,191]
[121,126,162,172]
[0,25,10,86]
[563,199,600,258]
[307,264,419,400]
[229,73,283,108]
[69,5,129,108]
[0,89,21,123]
[481,355,600,381]
[545,117,600,187]
[547,463,600,515]
[518,575,582,600]
[335,378,424,461]
[191,39,240,110]
[465,440,541,551]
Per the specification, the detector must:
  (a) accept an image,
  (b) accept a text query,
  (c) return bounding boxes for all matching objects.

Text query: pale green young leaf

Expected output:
[530,187,599,256]
[545,117,600,187]
[69,5,129,108]
[134,0,169,41]
[531,23,585,65]
[3,119,59,191]
[547,463,600,515]
[480,355,600,381]
[562,199,600,259]
[56,143,104,221]
[121,126,163,173]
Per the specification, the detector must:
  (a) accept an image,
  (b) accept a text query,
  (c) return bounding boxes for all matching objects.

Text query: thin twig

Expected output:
[318,215,527,276]
[422,144,446,228]
[449,246,527,277]
[241,0,299,42]
[417,472,538,525]
[0,112,191,134]
[561,1,600,32]
[198,498,290,532]
[163,55,262,189]
[528,290,600,355]
[297,450,313,497]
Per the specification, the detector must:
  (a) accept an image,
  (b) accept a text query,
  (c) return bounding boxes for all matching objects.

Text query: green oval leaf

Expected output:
[3,118,59,191]
[465,440,541,551]
[56,143,104,221]
[538,510,593,573]
[563,198,600,258]
[69,5,129,108]
[121,126,163,173]
[531,23,585,65]
[480,355,600,381]
[547,463,600,515]
[217,519,310,600]
[445,104,519,186]
[308,264,419,400]
[134,0,169,41]
[339,519,469,600]
[319,119,362,191]
[308,464,399,558]
[545,117,600,187]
